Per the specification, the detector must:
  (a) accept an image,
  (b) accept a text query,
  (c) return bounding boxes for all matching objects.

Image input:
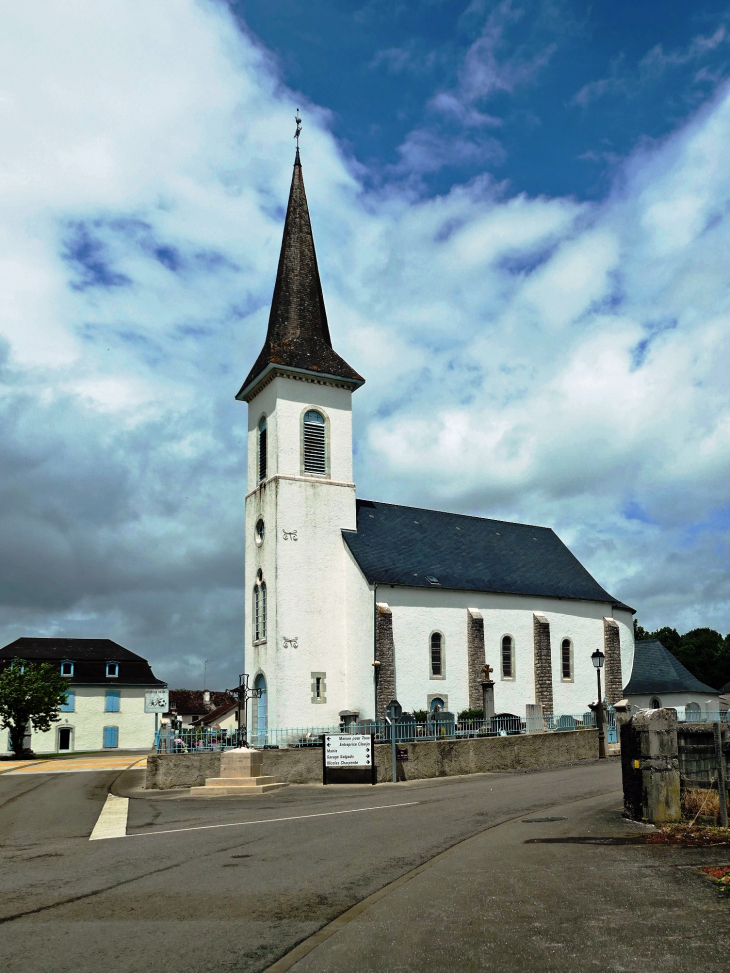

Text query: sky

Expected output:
[1,1,729,691]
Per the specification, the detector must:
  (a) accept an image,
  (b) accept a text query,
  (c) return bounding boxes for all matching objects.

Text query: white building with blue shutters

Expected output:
[0,637,166,754]
[238,148,636,738]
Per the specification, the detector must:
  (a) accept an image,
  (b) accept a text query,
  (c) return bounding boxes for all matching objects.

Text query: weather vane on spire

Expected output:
[294,108,302,149]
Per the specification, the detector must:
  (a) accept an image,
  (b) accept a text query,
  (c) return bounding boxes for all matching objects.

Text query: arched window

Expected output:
[501,635,514,680]
[303,410,326,475]
[686,702,701,722]
[430,632,444,678]
[261,582,267,640]
[561,638,573,681]
[258,416,267,482]
[253,580,267,642]
[650,697,661,709]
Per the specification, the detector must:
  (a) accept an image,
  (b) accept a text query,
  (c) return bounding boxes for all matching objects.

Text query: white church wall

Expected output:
[382,588,630,718]
[247,375,354,486]
[626,692,721,717]
[343,545,377,719]
[245,375,359,731]
[271,477,356,727]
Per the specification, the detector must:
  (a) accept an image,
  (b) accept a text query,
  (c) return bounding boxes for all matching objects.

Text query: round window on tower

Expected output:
[255,519,265,547]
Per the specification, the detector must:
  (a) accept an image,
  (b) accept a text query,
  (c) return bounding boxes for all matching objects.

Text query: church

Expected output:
[237,147,635,736]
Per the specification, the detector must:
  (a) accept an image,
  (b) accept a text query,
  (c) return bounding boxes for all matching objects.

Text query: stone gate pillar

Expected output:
[621,708,680,823]
[533,612,554,715]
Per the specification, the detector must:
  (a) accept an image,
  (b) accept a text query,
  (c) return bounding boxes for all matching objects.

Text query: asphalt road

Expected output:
[1,760,726,973]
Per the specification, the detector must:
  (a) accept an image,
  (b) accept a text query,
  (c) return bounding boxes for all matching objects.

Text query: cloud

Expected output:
[573,24,729,107]
[390,0,558,177]
[1,2,730,698]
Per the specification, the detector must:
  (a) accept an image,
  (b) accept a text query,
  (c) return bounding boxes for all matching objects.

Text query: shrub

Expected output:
[412,709,428,722]
[458,708,485,721]
[681,787,720,821]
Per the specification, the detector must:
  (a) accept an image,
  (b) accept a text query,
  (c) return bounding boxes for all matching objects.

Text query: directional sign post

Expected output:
[323,733,375,785]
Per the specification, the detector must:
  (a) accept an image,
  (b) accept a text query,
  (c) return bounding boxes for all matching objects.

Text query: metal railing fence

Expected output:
[251,712,605,747]
[154,707,728,754]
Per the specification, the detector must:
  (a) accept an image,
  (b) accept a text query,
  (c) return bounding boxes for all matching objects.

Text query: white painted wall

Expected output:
[381,587,633,718]
[627,692,722,717]
[245,375,358,730]
[9,685,157,753]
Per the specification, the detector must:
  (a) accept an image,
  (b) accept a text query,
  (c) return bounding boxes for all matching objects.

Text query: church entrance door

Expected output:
[254,674,267,744]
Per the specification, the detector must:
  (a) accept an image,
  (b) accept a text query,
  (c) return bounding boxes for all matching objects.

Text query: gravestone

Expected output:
[526,703,544,734]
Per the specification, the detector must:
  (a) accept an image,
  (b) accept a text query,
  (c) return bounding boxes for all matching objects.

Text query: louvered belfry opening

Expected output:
[303,409,326,475]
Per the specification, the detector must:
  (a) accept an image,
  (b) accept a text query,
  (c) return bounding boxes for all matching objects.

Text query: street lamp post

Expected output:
[591,648,606,759]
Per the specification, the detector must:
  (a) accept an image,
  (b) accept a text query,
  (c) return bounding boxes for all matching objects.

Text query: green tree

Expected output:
[0,661,70,756]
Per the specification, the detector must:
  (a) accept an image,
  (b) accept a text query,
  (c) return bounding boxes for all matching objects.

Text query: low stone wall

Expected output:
[145,729,599,789]
[145,750,223,789]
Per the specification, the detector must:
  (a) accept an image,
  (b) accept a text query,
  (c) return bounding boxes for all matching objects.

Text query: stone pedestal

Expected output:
[481,681,495,720]
[190,748,288,797]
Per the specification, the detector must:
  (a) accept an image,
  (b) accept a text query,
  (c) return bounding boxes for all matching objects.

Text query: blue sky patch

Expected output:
[62,221,131,291]
[230,0,730,200]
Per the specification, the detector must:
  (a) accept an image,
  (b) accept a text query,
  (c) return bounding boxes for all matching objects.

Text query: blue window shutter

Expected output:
[105,691,120,713]
[103,726,118,748]
[60,690,75,713]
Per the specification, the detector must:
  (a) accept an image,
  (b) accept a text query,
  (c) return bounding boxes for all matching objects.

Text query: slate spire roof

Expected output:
[623,639,719,695]
[236,150,364,401]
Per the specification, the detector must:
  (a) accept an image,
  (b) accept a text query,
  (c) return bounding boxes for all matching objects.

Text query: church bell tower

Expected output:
[236,145,365,737]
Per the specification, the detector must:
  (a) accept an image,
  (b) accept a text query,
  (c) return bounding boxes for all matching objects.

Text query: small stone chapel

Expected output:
[236,147,635,736]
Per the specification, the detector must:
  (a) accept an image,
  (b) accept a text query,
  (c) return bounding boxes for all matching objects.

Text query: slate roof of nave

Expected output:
[623,639,718,695]
[342,499,633,610]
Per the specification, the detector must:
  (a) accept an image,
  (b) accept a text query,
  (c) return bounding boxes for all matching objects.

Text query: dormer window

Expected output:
[258,416,267,482]
[106,662,119,678]
[303,410,326,475]
[61,661,74,677]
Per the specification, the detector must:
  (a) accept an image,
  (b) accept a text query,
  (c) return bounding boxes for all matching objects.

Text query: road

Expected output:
[0,759,727,972]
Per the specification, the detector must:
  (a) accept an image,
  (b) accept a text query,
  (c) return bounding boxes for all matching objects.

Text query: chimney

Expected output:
[203,690,212,712]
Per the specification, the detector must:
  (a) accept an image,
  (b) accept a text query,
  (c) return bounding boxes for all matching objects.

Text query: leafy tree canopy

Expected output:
[634,620,730,692]
[0,660,70,756]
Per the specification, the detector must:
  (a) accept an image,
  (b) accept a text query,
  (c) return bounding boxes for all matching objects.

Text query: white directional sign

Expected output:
[144,689,169,714]
[325,734,372,768]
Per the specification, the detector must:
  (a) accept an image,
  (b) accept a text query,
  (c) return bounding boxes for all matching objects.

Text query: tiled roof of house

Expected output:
[236,150,363,401]
[0,637,165,686]
[624,639,718,695]
[193,700,238,726]
[167,689,236,715]
[342,499,632,609]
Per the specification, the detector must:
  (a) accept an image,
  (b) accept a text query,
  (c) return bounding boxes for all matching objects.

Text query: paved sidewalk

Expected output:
[0,754,147,775]
[283,792,730,973]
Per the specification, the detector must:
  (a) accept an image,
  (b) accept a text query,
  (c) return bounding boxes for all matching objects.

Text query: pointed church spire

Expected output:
[236,143,364,402]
